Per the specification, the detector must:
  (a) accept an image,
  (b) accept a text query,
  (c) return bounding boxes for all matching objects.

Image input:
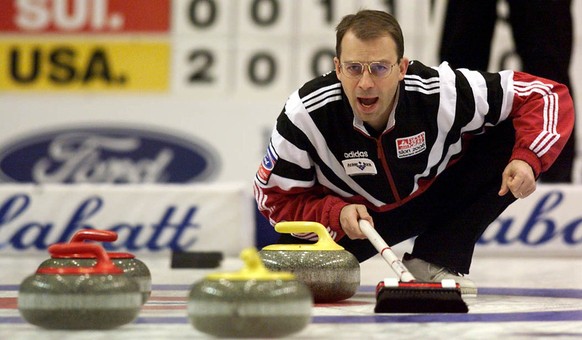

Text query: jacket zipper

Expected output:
[376,137,401,202]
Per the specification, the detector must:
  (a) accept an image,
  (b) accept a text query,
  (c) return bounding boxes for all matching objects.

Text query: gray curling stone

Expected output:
[259,221,360,303]
[188,248,312,338]
[19,243,142,330]
[38,229,152,304]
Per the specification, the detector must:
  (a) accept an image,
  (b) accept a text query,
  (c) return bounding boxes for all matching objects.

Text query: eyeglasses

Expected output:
[340,61,398,79]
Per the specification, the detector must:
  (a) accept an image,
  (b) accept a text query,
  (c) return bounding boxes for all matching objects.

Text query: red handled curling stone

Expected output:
[259,221,360,303]
[38,229,152,304]
[19,243,142,329]
[188,248,312,338]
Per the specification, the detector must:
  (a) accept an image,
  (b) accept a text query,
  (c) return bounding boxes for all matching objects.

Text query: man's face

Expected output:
[334,31,408,131]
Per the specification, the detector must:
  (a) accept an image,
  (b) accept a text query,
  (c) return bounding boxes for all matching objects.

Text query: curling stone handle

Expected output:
[205,247,295,281]
[70,229,118,243]
[48,243,119,272]
[240,248,267,272]
[359,220,416,282]
[275,221,344,250]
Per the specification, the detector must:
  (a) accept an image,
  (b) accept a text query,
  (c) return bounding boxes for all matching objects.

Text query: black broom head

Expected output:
[374,281,469,313]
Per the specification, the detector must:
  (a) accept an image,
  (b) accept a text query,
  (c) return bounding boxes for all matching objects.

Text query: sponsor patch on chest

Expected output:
[396,132,426,158]
[342,158,377,176]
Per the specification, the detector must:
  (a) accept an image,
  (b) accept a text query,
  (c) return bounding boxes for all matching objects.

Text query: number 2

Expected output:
[188,50,214,83]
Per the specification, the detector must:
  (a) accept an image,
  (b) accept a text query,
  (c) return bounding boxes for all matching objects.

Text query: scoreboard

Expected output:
[0,0,438,96]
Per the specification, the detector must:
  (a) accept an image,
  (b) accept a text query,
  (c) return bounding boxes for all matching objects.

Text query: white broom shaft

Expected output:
[359,220,416,282]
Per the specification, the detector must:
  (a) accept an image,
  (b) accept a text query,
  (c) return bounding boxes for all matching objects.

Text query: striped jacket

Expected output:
[254,60,574,241]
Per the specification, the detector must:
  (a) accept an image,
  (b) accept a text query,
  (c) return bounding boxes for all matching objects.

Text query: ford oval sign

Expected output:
[0,126,220,183]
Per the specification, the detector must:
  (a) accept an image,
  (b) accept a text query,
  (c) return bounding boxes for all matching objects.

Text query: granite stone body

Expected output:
[19,243,142,330]
[188,247,312,338]
[188,278,312,338]
[39,227,152,304]
[19,273,142,329]
[39,256,151,304]
[259,249,360,302]
[260,221,361,303]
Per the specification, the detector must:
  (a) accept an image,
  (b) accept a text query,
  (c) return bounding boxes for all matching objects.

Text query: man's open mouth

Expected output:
[358,97,379,107]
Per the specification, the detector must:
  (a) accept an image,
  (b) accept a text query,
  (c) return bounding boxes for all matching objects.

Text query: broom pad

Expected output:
[375,284,469,313]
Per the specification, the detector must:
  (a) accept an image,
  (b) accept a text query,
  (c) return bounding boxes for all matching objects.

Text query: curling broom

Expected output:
[359,220,468,313]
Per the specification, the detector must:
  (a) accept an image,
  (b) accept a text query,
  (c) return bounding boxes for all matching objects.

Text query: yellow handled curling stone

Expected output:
[259,221,360,303]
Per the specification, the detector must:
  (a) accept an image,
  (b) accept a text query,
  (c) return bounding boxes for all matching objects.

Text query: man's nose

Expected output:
[358,68,375,89]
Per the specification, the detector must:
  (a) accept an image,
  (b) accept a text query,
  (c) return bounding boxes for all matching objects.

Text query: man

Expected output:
[254,10,574,295]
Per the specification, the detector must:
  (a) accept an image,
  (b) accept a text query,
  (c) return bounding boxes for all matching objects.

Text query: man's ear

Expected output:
[398,57,410,80]
[334,57,342,78]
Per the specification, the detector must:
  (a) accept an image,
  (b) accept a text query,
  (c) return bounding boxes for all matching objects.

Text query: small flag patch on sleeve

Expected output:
[256,144,278,184]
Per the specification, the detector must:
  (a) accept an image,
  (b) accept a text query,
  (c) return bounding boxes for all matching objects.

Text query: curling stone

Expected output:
[188,248,312,338]
[19,243,142,330]
[38,229,152,304]
[259,221,360,303]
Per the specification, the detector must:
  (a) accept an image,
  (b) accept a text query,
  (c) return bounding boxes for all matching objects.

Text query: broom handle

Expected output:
[359,220,416,282]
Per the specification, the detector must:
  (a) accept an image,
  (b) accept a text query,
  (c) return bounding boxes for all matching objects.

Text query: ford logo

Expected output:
[0,126,220,183]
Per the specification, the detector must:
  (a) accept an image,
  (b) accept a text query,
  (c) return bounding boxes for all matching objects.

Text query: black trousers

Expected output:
[278,120,517,274]
[439,0,575,183]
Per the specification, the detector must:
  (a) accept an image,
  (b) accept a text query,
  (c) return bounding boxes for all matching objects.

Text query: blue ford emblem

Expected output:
[0,126,220,183]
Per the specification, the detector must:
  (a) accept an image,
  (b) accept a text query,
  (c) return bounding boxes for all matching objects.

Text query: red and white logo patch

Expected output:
[396,132,426,159]
[256,144,277,185]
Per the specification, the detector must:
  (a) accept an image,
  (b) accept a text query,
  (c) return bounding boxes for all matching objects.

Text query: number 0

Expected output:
[248,53,276,86]
[311,48,335,77]
[251,0,279,26]
[188,0,217,28]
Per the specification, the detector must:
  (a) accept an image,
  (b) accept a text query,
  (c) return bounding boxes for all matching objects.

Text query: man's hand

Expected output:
[339,204,373,239]
[498,159,536,199]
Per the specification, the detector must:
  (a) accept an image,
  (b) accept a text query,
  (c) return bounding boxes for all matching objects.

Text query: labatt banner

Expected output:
[477,184,582,256]
[0,183,580,257]
[0,183,254,256]
[389,184,582,257]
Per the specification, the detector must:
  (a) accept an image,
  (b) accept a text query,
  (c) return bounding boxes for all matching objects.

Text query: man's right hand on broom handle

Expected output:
[340,204,373,239]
